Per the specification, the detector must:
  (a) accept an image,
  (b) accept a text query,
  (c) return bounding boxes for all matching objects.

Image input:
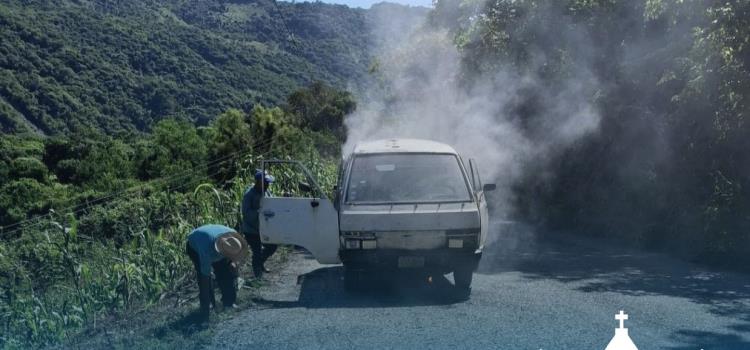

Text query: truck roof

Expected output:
[352,139,459,155]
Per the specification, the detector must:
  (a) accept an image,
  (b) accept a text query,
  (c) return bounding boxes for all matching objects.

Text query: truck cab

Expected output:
[258,139,494,291]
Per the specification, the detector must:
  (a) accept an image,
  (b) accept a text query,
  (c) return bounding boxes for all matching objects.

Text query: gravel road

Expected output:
[210,226,750,349]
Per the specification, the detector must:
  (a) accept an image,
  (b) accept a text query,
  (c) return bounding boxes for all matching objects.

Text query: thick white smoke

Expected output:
[345,3,600,222]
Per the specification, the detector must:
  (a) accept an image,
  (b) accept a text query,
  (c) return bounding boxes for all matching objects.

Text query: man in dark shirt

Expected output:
[242,170,278,278]
[186,224,248,321]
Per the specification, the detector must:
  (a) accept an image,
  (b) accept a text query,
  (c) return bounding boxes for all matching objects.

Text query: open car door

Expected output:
[258,160,340,264]
[469,158,489,249]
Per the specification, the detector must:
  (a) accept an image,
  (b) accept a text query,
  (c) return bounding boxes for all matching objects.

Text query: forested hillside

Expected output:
[0,2,382,345]
[431,0,749,262]
[0,0,373,135]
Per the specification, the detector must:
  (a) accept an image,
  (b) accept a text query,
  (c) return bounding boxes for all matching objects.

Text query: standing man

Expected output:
[186,224,248,321]
[242,170,278,278]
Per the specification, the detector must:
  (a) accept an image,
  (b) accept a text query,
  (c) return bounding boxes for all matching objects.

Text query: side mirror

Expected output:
[298,181,312,193]
[483,183,496,192]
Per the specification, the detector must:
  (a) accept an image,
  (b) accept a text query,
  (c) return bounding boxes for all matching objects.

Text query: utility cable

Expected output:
[0,137,274,234]
[0,136,291,238]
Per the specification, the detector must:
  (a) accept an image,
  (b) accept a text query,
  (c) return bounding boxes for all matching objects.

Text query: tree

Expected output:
[136,119,207,184]
[0,178,51,226]
[207,109,253,184]
[247,105,287,155]
[78,139,135,191]
[285,81,356,142]
[9,157,48,183]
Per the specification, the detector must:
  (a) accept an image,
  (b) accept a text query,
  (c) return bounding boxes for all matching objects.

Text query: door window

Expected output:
[262,160,326,199]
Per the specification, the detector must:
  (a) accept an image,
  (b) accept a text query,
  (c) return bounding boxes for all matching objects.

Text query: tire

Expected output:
[453,265,474,291]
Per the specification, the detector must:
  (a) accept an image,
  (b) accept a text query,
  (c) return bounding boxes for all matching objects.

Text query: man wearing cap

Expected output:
[242,170,278,278]
[186,224,248,321]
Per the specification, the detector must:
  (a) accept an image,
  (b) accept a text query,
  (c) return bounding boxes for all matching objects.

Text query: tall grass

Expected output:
[0,192,199,348]
[0,152,337,348]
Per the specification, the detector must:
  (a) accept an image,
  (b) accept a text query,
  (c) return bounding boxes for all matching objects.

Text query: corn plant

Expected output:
[0,139,340,348]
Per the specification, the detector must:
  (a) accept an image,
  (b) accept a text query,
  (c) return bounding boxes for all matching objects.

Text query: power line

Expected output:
[0,137,289,239]
[0,136,291,238]
[0,138,269,234]
[269,0,301,50]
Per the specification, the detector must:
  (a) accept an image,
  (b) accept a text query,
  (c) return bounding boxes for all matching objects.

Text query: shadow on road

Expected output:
[252,265,469,310]
[479,225,750,349]
[664,329,750,350]
[481,229,750,312]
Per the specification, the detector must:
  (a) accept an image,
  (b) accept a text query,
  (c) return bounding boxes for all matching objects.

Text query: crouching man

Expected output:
[186,224,248,321]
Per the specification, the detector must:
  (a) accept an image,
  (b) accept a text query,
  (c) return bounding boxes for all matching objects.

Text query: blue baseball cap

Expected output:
[255,170,275,183]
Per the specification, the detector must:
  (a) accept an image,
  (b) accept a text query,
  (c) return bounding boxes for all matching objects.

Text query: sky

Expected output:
[283,0,433,9]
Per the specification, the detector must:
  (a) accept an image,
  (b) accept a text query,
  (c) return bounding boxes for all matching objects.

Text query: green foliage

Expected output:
[42,135,137,189]
[441,0,750,260]
[207,109,254,184]
[0,157,336,347]
[0,78,355,228]
[0,0,374,135]
[0,160,8,184]
[136,119,208,181]
[0,80,346,346]
[0,135,45,171]
[248,105,287,142]
[286,81,357,143]
[9,157,48,182]
[0,178,54,225]
[0,0,389,345]
[0,211,194,346]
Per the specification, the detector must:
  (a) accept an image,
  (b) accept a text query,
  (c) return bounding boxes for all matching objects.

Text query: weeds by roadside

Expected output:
[0,161,324,348]
[55,247,290,350]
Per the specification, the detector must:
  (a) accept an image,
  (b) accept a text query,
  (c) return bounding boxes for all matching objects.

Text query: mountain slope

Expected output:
[0,0,385,135]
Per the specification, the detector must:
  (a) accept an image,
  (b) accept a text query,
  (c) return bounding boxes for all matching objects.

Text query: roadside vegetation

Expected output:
[432,0,749,264]
[0,83,354,348]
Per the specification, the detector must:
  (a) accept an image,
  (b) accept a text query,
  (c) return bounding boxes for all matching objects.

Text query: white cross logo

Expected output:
[615,310,628,329]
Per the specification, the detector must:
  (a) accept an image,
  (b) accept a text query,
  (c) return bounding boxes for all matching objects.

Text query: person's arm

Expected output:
[241,190,252,228]
[198,251,213,276]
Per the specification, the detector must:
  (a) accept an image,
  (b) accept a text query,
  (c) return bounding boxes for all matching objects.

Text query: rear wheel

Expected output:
[453,265,473,290]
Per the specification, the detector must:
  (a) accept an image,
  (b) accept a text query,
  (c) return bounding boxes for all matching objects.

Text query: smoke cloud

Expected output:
[345,2,601,224]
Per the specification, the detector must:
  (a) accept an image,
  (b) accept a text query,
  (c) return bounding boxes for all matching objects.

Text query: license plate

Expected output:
[398,256,425,268]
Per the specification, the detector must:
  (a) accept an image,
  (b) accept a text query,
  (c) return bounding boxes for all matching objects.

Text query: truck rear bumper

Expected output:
[340,248,481,273]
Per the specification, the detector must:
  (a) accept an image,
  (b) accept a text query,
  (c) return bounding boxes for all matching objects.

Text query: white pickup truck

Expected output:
[258,139,495,291]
